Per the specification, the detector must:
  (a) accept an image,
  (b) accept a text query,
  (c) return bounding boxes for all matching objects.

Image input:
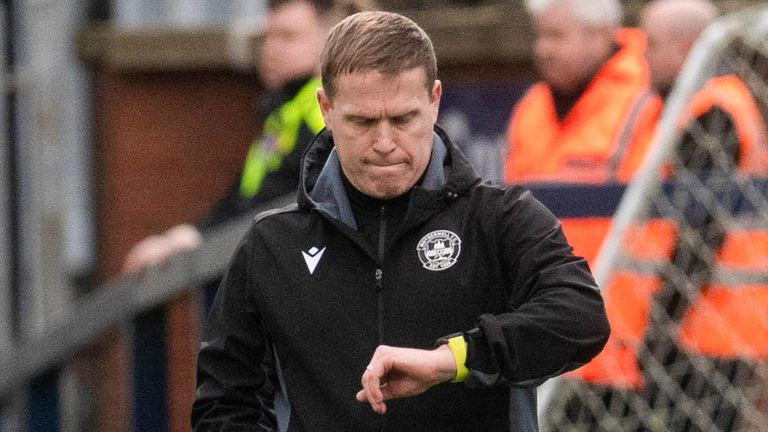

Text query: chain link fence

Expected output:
[542,7,768,432]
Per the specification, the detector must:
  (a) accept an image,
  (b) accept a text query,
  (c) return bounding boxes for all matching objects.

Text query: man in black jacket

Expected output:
[193,11,610,431]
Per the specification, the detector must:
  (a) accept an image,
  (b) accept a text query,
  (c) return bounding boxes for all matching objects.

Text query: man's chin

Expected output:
[365,183,410,200]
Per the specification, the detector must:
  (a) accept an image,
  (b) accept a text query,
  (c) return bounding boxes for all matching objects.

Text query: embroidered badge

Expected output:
[417,230,461,271]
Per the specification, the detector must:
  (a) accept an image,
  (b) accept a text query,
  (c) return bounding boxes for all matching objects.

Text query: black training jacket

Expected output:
[193,126,610,431]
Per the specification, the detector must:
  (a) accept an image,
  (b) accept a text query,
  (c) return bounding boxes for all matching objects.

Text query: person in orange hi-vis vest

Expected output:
[541,0,768,429]
[575,0,768,430]
[572,0,721,398]
[504,0,658,427]
[505,0,658,269]
[632,1,768,430]
[505,0,655,187]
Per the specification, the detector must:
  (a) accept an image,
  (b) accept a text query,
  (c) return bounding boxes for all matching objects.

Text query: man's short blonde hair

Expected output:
[320,11,437,99]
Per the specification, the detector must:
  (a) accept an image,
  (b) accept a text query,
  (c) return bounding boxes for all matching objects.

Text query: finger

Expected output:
[357,382,385,408]
[355,389,366,403]
[360,366,375,405]
[122,247,146,274]
[356,388,387,415]
[363,367,383,413]
[122,254,151,275]
[378,381,393,401]
[122,242,159,275]
[363,361,390,414]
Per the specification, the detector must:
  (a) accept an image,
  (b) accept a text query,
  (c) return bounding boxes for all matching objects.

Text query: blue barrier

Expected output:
[525,179,768,219]
[28,370,59,432]
[133,308,168,432]
[525,183,626,218]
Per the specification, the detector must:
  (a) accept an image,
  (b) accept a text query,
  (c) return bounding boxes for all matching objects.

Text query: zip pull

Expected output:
[375,268,383,292]
[374,267,385,345]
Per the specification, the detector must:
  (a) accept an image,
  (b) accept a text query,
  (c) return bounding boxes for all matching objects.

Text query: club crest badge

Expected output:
[417,230,461,271]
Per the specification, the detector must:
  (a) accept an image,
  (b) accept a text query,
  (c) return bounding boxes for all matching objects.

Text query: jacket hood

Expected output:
[298,125,480,227]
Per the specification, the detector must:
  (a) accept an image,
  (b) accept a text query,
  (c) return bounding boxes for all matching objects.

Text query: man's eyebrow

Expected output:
[391,110,418,120]
[343,114,380,126]
[343,109,420,122]
[344,113,376,120]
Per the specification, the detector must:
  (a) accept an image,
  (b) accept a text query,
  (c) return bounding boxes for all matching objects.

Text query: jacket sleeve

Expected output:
[463,187,610,387]
[192,226,277,431]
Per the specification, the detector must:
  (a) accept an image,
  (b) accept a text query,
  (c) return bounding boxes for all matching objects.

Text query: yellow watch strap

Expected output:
[446,335,469,383]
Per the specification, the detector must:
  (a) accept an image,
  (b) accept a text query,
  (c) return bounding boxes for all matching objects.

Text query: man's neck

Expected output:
[341,173,412,215]
[549,44,619,121]
[341,172,412,251]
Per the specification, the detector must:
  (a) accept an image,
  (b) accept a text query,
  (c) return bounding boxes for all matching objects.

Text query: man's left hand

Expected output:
[356,344,456,415]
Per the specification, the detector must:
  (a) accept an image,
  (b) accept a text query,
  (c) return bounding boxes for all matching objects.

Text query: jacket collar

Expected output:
[263,75,318,112]
[298,125,479,229]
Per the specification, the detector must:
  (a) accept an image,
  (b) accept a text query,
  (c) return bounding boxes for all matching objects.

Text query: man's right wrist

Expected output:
[436,332,470,383]
[446,335,469,382]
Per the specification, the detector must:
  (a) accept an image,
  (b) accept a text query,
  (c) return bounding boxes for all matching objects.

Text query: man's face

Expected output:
[641,11,687,93]
[259,1,325,90]
[318,68,441,199]
[533,6,613,93]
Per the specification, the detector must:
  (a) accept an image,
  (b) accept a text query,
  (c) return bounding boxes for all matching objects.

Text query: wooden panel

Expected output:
[166,292,200,432]
[92,69,262,281]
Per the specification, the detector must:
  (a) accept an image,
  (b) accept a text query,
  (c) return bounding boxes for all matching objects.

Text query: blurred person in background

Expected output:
[560,1,768,430]
[503,0,658,266]
[503,0,657,428]
[636,1,768,430]
[504,0,654,185]
[122,0,374,275]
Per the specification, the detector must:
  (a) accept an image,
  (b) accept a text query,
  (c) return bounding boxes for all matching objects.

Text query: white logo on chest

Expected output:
[417,230,461,271]
[302,246,326,275]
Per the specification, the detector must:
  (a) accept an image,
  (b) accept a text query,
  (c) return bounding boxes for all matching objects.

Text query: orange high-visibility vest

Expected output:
[505,28,656,269]
[682,75,768,175]
[571,75,768,388]
[505,28,654,185]
[678,230,768,359]
[558,94,663,265]
[571,219,677,389]
[676,75,768,358]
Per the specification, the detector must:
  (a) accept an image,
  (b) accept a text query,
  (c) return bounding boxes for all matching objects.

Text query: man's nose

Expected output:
[372,121,396,153]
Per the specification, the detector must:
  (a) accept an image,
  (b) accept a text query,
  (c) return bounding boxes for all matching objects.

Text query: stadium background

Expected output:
[0,0,765,430]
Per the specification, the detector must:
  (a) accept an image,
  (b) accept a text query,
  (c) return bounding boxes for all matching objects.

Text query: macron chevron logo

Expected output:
[301,246,326,275]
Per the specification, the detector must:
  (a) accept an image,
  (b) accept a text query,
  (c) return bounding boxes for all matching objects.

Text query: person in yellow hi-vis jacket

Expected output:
[122,0,373,275]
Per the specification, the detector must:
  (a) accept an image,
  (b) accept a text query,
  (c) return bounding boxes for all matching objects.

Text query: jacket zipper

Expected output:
[376,205,386,432]
[375,205,386,345]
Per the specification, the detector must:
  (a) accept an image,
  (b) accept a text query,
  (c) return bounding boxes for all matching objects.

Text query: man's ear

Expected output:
[430,80,443,122]
[317,88,333,130]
